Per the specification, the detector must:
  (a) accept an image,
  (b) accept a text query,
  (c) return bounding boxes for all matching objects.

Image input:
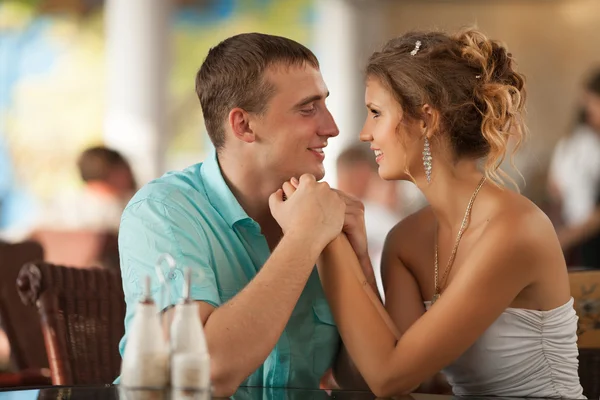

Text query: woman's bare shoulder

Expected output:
[489,190,556,240]
[387,206,434,241]
[478,190,563,270]
[384,206,435,265]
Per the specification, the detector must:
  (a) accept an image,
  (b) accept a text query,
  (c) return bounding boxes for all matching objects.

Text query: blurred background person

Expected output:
[26,146,135,269]
[548,69,600,269]
[336,143,402,299]
[36,146,136,233]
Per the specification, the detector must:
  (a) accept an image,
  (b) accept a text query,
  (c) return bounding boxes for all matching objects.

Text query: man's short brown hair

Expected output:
[195,33,319,150]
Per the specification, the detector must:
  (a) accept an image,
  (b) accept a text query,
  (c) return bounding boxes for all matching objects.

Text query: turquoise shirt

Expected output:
[118,151,340,388]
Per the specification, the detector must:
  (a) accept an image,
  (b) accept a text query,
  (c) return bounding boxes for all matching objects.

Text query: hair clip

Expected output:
[475,75,482,79]
[410,40,422,56]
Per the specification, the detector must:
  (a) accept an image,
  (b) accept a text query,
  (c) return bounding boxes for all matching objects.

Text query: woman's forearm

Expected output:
[317,234,407,391]
[332,345,370,390]
[358,254,383,303]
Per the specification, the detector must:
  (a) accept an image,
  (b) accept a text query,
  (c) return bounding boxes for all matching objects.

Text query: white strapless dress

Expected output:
[424,298,585,398]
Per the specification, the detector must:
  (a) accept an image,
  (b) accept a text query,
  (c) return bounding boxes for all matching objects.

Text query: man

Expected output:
[118,33,346,396]
[38,146,136,233]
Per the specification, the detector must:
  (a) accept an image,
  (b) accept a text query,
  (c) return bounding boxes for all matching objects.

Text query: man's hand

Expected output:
[269,174,346,250]
[280,180,376,287]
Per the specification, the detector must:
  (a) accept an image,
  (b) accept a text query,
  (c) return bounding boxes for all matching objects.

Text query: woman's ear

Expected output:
[420,104,439,139]
[228,108,256,144]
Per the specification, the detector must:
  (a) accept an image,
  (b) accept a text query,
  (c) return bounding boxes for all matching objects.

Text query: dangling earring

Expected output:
[423,137,432,183]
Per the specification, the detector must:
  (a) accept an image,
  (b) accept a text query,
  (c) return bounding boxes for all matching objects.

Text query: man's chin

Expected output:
[309,165,325,181]
[287,164,325,182]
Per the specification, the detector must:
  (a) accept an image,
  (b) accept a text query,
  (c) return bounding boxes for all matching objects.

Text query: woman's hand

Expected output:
[332,190,377,285]
[286,178,376,285]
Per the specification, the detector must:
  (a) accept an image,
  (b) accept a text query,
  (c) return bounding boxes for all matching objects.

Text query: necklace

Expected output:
[432,176,486,305]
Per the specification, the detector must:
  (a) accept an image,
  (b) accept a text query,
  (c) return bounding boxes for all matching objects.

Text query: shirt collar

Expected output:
[200,149,252,228]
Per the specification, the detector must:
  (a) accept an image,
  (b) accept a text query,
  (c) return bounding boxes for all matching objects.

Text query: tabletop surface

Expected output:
[0,385,449,400]
[0,385,581,400]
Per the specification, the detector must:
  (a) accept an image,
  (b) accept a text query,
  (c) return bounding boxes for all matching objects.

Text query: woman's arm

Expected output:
[379,223,427,335]
[318,213,544,397]
[331,223,425,390]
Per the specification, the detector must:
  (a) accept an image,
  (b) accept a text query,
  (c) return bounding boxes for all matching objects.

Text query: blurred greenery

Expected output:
[0,0,314,199]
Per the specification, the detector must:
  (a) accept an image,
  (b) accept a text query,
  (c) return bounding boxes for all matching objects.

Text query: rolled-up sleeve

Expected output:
[119,197,220,310]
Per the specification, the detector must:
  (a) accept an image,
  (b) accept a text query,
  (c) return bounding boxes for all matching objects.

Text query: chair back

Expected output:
[17,262,125,385]
[569,267,600,399]
[0,241,47,370]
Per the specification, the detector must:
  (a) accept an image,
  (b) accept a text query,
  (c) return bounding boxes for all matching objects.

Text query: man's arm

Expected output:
[190,231,325,396]
[125,207,326,397]
[198,175,345,396]
[121,175,345,397]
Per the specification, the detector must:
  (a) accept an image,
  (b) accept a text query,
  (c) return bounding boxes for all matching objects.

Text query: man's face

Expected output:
[250,64,339,181]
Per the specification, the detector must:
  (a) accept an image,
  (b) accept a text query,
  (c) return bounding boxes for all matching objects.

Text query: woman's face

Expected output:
[584,91,600,132]
[359,77,425,182]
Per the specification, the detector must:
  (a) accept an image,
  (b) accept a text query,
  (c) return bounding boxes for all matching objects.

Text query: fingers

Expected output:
[331,190,364,213]
[290,177,299,188]
[268,189,284,210]
[282,181,297,198]
[332,188,361,203]
[299,173,317,186]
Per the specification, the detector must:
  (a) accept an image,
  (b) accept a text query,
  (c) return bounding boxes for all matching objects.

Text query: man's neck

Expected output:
[217,151,284,239]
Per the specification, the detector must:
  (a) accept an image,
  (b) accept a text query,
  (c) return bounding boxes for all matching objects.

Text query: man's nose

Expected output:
[320,108,339,137]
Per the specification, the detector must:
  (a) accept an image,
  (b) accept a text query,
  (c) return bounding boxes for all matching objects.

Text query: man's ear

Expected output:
[420,104,439,139]
[228,108,256,143]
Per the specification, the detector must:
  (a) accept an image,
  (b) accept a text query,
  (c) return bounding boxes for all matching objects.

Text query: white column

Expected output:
[104,0,170,185]
[313,0,385,187]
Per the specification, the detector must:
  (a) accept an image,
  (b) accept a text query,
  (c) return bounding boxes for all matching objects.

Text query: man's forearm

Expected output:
[203,232,323,394]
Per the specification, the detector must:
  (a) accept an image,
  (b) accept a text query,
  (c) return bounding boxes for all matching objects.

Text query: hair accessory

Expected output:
[410,40,422,56]
[475,74,482,79]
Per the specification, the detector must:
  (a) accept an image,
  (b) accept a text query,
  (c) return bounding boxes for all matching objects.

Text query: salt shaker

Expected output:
[120,276,169,400]
[170,268,211,400]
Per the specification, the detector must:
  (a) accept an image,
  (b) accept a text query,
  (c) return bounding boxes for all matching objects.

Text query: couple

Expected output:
[118,29,584,398]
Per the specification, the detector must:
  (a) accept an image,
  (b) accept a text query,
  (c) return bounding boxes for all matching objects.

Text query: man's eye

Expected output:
[300,107,316,115]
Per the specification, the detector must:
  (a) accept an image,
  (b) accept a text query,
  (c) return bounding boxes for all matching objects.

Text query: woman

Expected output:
[548,70,600,269]
[280,29,584,398]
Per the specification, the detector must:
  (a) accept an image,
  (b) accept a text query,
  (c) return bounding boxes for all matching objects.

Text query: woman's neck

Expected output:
[417,159,486,231]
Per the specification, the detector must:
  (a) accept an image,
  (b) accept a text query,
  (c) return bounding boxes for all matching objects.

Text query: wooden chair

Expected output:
[0,241,48,370]
[17,261,125,385]
[569,267,600,399]
[0,240,51,387]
